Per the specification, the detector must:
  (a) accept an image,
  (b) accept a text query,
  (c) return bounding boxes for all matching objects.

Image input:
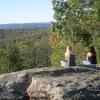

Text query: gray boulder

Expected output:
[27,66,100,100]
[0,66,100,100]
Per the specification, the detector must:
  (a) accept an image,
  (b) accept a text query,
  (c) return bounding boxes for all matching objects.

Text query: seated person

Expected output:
[87,46,97,64]
[64,46,76,66]
[83,46,97,65]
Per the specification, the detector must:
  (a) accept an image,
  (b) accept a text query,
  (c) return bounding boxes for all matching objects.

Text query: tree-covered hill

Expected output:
[0,22,51,29]
[0,27,51,74]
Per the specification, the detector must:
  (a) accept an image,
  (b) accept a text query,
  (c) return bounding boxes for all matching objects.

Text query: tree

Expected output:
[52,0,94,47]
[7,42,23,71]
[93,0,100,21]
[51,0,100,65]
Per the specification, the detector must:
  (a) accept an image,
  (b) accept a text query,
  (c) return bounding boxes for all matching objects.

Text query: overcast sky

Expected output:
[0,0,54,24]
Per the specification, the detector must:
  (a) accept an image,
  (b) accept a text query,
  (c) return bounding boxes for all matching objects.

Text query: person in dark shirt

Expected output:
[87,46,97,64]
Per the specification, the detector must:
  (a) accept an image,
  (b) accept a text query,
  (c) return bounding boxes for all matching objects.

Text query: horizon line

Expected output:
[0,21,52,25]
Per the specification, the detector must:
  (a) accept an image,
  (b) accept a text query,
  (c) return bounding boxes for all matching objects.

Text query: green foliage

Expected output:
[7,42,23,71]
[51,0,100,66]
[93,0,100,21]
[51,47,65,67]
[0,27,51,74]
[52,0,94,46]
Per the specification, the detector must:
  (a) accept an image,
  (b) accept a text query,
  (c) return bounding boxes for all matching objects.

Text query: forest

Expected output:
[0,27,51,74]
[0,0,100,74]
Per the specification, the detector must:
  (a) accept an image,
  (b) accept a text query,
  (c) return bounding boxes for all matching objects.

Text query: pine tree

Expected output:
[7,42,23,71]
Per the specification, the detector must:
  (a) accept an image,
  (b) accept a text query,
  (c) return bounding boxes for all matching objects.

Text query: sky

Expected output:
[0,0,54,24]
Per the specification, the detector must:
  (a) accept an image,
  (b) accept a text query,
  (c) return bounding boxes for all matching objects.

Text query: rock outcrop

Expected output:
[0,66,100,100]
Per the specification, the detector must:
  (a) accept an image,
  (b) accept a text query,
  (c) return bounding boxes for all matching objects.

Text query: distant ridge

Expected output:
[0,22,51,29]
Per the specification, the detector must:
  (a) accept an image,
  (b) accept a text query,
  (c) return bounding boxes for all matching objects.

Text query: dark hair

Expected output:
[89,46,96,54]
[88,46,97,64]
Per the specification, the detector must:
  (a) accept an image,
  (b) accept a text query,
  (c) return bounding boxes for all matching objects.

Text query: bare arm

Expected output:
[87,52,92,60]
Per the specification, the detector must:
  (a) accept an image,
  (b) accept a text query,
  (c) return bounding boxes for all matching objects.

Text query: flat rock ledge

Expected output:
[0,65,100,100]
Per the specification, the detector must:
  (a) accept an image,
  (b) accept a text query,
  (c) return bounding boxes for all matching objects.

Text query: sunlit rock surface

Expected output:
[0,65,100,100]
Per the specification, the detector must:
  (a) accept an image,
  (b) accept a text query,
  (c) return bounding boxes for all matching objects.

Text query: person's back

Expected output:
[65,46,76,66]
[68,54,76,66]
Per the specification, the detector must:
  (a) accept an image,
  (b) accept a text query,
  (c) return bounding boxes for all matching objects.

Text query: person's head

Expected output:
[65,46,72,60]
[89,46,95,53]
[66,46,72,53]
[65,46,73,56]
